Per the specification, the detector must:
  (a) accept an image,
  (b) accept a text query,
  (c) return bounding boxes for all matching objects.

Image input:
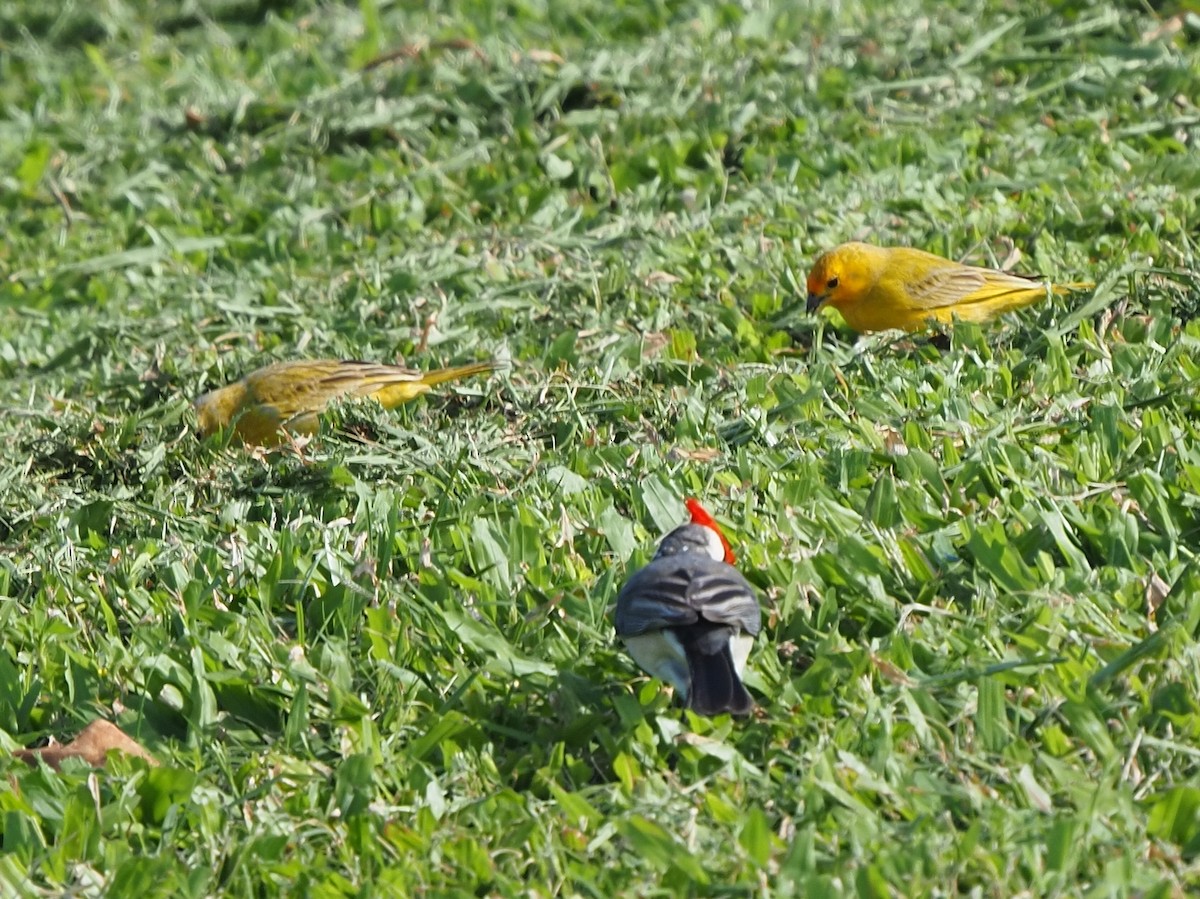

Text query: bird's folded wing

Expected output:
[320,362,425,397]
[615,565,701,636]
[684,565,762,635]
[907,265,1044,310]
[246,385,310,421]
[244,361,343,418]
[616,557,761,637]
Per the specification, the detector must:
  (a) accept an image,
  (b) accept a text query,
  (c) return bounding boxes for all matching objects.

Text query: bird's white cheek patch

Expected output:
[729,632,755,678]
[622,632,690,696]
[701,527,726,562]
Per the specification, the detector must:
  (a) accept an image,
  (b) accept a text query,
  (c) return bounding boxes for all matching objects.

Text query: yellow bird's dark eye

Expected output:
[827,277,839,289]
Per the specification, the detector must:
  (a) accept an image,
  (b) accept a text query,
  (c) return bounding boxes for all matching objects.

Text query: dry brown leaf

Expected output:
[362,38,485,71]
[871,653,915,687]
[520,48,565,65]
[674,731,721,748]
[554,504,576,548]
[879,425,909,457]
[361,42,425,70]
[1142,15,1183,44]
[996,237,1021,272]
[15,720,157,770]
[1144,572,1170,629]
[644,271,682,286]
[641,332,669,358]
[667,446,722,463]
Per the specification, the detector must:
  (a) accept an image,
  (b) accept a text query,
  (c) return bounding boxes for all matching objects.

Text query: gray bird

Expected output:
[614,499,762,716]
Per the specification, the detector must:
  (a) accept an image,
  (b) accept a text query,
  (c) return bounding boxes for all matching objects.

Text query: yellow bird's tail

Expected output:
[372,359,499,408]
[419,360,500,387]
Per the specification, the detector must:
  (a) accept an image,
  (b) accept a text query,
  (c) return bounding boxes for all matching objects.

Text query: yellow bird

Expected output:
[194,358,497,445]
[805,241,1091,333]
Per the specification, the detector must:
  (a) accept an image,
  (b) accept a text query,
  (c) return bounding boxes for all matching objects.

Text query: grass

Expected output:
[2,0,1200,894]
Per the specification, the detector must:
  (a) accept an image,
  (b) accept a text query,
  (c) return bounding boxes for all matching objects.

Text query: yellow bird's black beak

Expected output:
[806,292,826,313]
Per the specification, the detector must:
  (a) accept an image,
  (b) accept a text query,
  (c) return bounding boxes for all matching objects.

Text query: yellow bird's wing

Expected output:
[248,361,427,423]
[904,264,1047,311]
[241,360,346,421]
[311,361,427,399]
[277,360,486,409]
[239,358,495,428]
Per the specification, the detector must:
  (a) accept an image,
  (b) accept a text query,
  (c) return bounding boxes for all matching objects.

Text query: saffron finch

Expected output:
[805,241,1091,333]
[194,358,497,445]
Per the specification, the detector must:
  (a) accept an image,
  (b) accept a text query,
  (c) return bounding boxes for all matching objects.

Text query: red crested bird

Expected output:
[614,499,762,716]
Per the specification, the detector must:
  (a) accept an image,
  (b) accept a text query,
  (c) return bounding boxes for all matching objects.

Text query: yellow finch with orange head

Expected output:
[194,358,497,446]
[805,241,1091,333]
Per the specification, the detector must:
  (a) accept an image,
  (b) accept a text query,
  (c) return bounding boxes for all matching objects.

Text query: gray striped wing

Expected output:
[615,554,761,638]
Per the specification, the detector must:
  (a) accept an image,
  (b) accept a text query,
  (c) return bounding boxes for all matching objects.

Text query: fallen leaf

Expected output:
[871,652,914,687]
[15,720,158,770]
[362,38,485,71]
[674,731,721,748]
[1142,15,1183,44]
[1015,763,1053,813]
[1144,572,1170,629]
[555,504,576,547]
[641,332,669,358]
[879,425,908,457]
[520,48,565,65]
[996,237,1021,272]
[667,446,722,463]
[644,271,681,286]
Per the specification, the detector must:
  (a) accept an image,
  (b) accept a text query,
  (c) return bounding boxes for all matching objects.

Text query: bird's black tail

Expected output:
[684,628,754,716]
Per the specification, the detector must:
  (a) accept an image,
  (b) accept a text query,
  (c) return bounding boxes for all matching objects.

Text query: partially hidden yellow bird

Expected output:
[805,241,1091,333]
[194,358,498,445]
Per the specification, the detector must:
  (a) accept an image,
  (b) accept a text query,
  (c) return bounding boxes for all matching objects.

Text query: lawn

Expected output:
[2,0,1200,895]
